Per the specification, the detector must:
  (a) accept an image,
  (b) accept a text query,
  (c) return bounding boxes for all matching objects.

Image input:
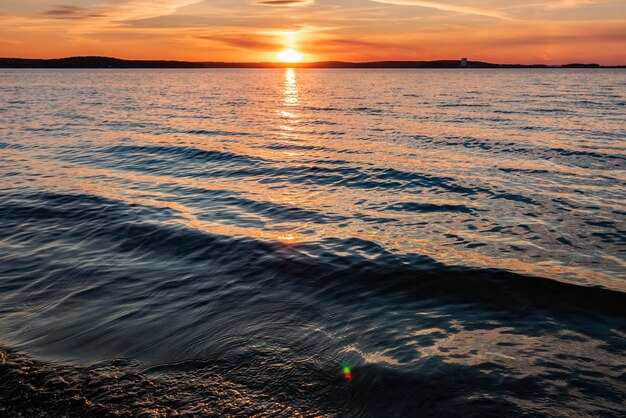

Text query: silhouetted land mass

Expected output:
[0,56,623,69]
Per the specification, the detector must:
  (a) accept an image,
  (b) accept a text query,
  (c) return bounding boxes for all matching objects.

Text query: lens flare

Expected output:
[342,365,352,380]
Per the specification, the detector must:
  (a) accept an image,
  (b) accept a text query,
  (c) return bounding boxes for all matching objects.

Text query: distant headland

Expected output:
[0,57,623,69]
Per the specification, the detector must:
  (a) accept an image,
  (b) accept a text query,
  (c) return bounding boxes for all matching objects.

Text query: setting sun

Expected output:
[277,49,303,63]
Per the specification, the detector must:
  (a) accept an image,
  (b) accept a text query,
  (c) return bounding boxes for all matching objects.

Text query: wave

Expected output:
[1,191,624,319]
[384,202,477,213]
[91,150,541,204]
[108,144,263,165]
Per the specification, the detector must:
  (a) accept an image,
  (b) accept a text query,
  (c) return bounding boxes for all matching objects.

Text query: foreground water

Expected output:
[0,69,625,416]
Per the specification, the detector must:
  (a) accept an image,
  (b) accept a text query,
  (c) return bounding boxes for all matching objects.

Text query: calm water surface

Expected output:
[0,69,625,416]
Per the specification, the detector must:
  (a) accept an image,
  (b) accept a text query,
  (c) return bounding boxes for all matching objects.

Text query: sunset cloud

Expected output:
[254,0,314,6]
[370,0,512,20]
[106,0,202,20]
[201,33,283,51]
[0,0,624,64]
[547,0,593,9]
[42,4,106,20]
[42,5,85,17]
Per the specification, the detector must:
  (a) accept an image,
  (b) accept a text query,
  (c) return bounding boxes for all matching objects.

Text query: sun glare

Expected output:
[277,49,303,63]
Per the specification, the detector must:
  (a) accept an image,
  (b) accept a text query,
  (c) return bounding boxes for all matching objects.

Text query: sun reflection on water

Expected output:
[283,68,299,107]
[279,68,300,142]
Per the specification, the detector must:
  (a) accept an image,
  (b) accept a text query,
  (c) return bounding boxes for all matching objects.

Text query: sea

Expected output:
[0,68,625,417]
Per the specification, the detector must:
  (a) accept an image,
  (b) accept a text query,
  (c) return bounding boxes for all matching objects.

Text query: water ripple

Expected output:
[0,68,625,416]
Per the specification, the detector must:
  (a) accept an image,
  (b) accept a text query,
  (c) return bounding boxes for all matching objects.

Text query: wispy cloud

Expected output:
[503,0,607,12]
[42,5,85,17]
[370,0,512,20]
[547,0,594,9]
[253,0,314,6]
[106,0,202,21]
[201,33,283,51]
[36,1,202,23]
[41,5,106,20]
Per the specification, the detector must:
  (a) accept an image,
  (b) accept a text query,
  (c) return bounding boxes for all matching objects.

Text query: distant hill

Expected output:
[0,56,620,69]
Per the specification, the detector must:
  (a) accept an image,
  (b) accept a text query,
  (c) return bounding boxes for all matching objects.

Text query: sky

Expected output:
[0,0,625,64]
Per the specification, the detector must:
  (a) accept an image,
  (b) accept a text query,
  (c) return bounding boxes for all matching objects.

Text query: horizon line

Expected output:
[1,56,624,69]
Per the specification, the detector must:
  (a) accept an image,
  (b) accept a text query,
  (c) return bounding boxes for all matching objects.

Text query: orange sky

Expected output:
[0,0,625,64]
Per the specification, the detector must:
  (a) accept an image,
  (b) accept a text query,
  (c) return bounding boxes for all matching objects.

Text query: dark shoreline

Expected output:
[1,56,624,69]
[0,348,328,417]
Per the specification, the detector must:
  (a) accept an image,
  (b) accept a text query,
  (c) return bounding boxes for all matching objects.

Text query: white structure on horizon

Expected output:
[461,58,468,67]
